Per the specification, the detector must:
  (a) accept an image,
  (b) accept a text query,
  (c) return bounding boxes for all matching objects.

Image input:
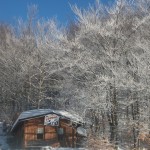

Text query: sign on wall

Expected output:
[44,114,59,126]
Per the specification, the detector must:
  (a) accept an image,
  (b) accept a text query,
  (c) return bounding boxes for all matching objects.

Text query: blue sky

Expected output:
[0,0,114,25]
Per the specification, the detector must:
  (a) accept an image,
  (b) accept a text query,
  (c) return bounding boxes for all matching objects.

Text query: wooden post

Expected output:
[72,128,75,148]
[43,116,45,140]
[23,122,27,148]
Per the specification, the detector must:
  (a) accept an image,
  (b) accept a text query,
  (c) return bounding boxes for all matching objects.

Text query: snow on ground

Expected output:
[0,122,9,150]
[0,135,9,150]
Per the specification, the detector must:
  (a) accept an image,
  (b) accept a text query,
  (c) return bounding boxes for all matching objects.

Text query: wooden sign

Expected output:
[44,114,59,126]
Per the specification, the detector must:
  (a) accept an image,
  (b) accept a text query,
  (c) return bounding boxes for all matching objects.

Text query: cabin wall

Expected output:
[60,119,77,147]
[23,116,77,148]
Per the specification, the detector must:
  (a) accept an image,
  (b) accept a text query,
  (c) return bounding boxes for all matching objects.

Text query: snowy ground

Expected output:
[0,122,10,150]
[0,135,9,150]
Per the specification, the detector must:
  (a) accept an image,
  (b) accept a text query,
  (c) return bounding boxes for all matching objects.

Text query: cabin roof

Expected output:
[11,109,83,132]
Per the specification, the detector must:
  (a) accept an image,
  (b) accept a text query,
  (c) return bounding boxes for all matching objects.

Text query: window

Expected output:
[37,127,44,140]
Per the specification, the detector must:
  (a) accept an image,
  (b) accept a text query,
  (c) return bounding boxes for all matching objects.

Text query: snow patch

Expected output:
[0,122,9,150]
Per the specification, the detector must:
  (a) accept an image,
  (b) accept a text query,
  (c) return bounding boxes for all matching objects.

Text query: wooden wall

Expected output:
[59,119,77,147]
[22,116,77,148]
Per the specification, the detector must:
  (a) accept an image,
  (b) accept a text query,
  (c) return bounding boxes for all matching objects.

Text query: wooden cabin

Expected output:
[10,109,86,149]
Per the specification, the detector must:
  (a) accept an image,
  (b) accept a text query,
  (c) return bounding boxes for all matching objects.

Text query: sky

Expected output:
[0,0,114,25]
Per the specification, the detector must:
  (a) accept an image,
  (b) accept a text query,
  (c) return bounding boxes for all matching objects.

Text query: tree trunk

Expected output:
[108,83,118,145]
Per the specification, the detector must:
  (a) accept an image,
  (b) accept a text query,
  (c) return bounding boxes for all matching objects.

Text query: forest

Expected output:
[0,0,150,149]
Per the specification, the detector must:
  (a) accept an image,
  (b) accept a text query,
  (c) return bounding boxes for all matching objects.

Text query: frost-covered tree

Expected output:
[60,0,150,148]
[0,0,150,149]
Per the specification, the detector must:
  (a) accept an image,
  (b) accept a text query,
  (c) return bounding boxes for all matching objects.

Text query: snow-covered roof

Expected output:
[11,109,83,132]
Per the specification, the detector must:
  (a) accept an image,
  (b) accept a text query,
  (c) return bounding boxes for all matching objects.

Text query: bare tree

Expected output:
[0,1,150,149]
[62,0,150,148]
